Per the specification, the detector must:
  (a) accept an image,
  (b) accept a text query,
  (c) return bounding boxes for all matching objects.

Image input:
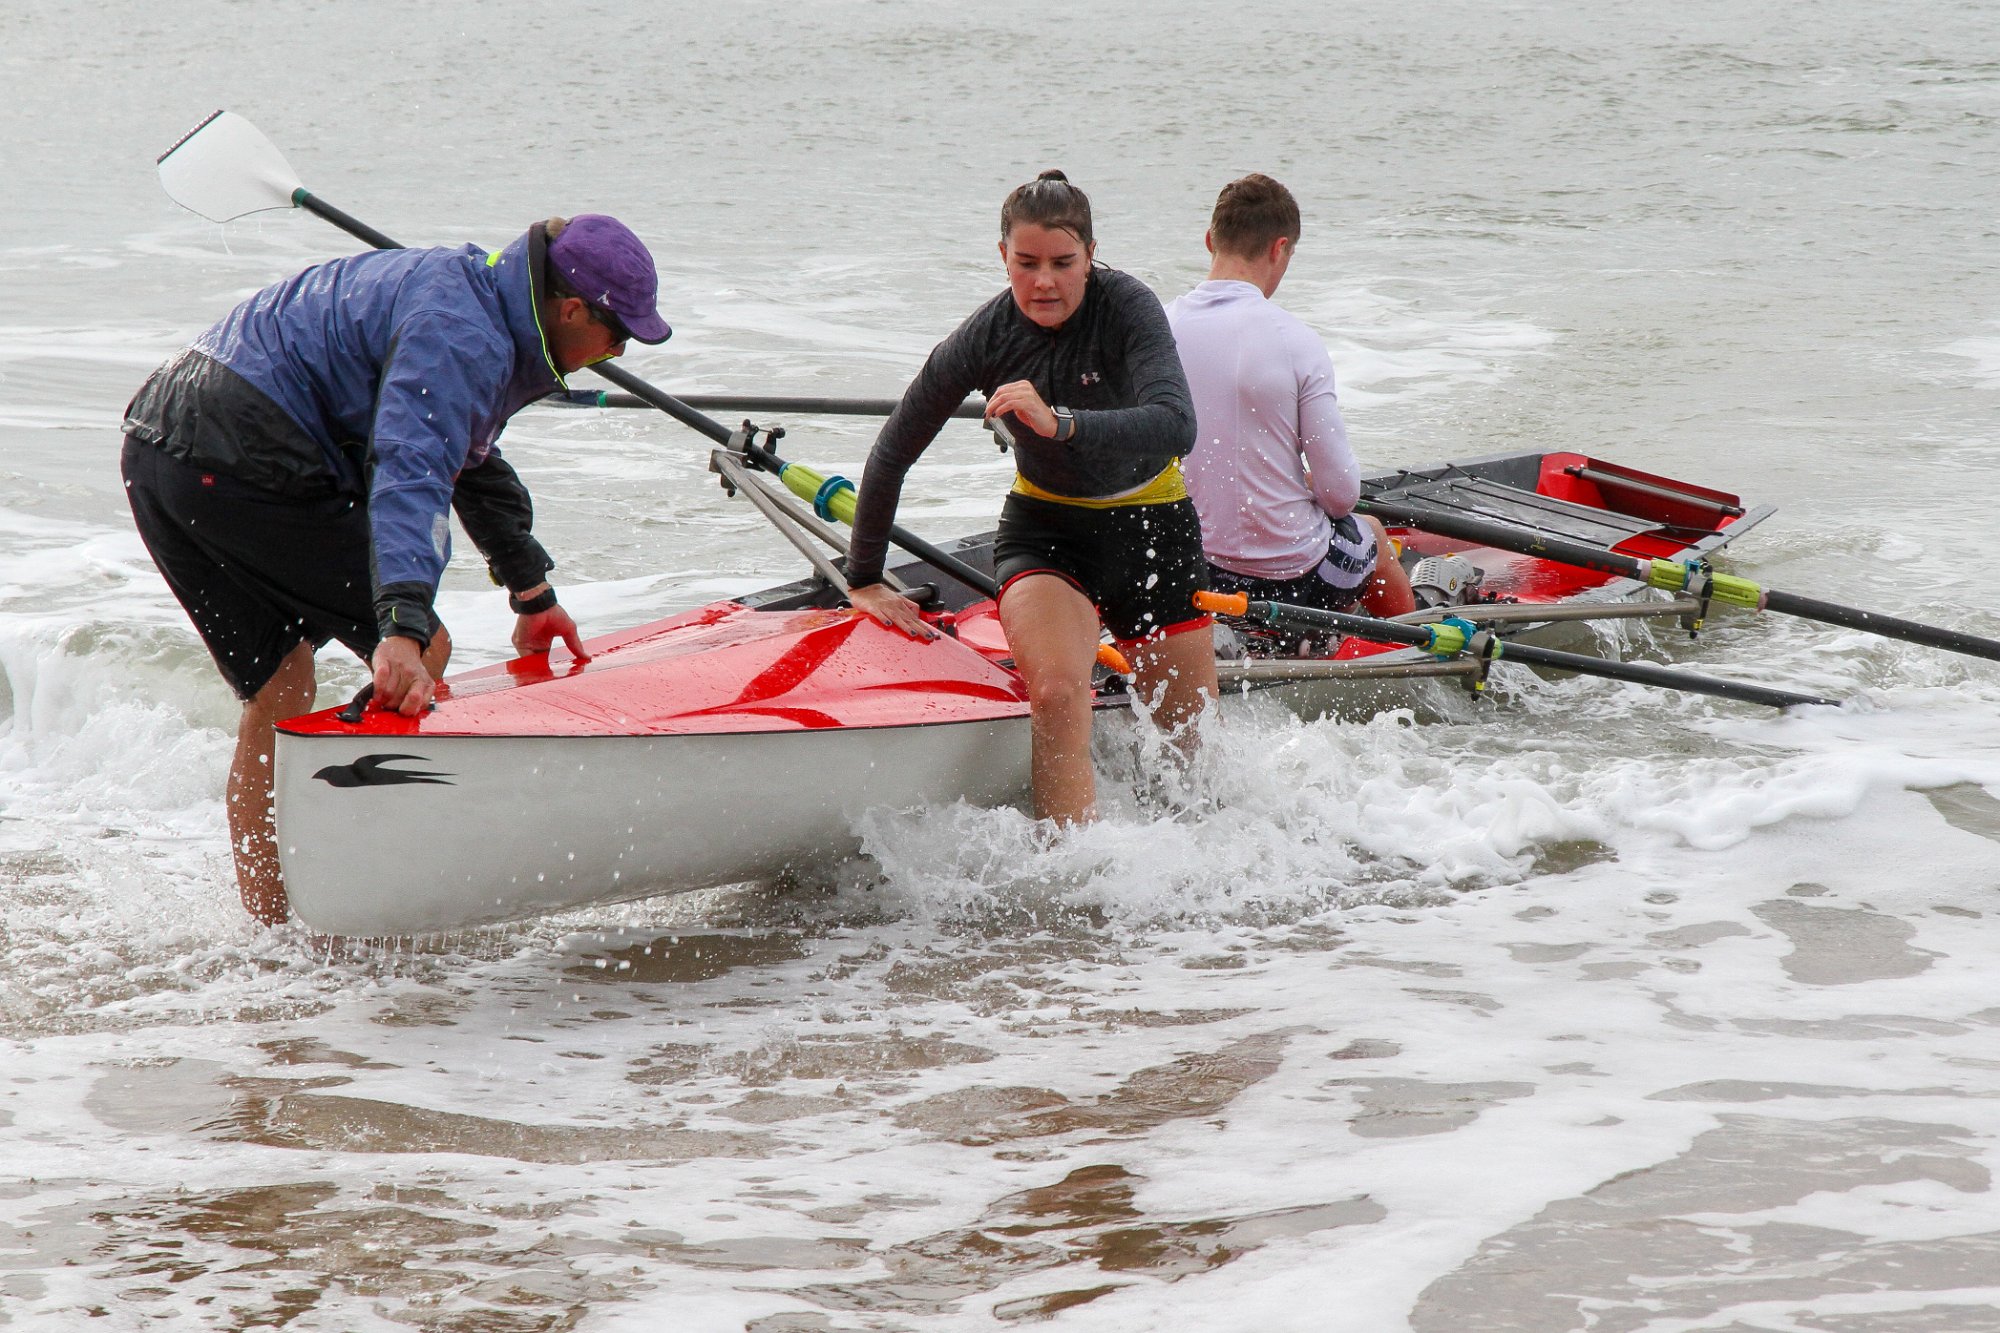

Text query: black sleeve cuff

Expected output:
[375,582,438,651]
[508,586,558,615]
[483,538,556,595]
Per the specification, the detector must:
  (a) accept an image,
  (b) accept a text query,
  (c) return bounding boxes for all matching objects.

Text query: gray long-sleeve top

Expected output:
[844,266,1195,589]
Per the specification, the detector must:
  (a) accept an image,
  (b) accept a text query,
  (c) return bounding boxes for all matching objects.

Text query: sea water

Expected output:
[5,1,2000,1328]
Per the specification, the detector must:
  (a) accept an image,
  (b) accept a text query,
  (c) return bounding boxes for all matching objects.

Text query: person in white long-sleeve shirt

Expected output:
[1166,174,1415,620]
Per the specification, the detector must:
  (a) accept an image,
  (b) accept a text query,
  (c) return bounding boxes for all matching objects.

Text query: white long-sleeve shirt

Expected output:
[1166,280,1361,580]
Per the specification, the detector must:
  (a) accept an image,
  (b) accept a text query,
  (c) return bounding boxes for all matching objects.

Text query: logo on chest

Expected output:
[1080,370,1101,387]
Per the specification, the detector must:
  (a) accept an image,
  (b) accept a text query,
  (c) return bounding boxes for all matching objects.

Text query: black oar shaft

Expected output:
[1364,493,2000,665]
[559,390,983,419]
[1761,588,2000,664]
[868,529,997,599]
[1357,495,1649,582]
[1238,600,1431,650]
[585,370,1005,599]
[1231,597,1833,709]
[596,358,999,597]
[589,364,998,596]
[734,438,1000,599]
[588,361,730,446]
[296,191,401,251]
[1499,639,1834,709]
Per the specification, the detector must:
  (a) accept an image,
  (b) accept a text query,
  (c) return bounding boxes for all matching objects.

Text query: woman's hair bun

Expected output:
[1001,170,1093,246]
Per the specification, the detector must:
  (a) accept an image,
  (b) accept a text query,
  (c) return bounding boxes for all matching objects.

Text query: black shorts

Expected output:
[122,436,377,700]
[1205,513,1380,614]
[991,492,1209,644]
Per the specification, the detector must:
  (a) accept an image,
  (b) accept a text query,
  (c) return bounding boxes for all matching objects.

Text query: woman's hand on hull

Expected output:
[848,583,940,641]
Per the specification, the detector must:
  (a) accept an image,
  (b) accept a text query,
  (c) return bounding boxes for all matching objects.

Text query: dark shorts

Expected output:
[1205,513,1380,614]
[123,436,377,700]
[992,492,1209,644]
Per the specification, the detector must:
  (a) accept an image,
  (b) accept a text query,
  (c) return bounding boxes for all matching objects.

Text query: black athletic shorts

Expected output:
[122,436,377,700]
[1205,513,1380,614]
[991,492,1209,644]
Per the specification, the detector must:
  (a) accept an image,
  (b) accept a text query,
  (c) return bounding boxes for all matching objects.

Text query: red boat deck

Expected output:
[281,451,1758,742]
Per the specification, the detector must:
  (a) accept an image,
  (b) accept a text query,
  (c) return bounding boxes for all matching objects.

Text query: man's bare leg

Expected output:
[224,627,449,924]
[227,642,317,924]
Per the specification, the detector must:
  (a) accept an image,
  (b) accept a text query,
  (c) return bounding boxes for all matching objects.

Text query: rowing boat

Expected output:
[155,112,1998,937]
[273,447,1768,936]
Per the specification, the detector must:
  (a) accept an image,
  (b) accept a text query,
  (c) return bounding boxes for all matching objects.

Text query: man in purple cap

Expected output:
[122,214,671,924]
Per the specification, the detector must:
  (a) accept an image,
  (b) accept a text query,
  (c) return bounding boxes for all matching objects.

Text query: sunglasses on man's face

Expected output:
[584,300,631,344]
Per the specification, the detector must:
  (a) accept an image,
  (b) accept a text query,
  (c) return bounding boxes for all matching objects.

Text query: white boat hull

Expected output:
[276,716,1031,936]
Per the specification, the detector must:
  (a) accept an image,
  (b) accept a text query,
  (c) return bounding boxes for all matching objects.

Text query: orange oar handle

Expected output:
[1193,590,1249,617]
[1095,643,1132,675]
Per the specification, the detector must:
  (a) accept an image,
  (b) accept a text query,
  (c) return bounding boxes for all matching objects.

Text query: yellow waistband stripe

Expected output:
[1010,459,1187,509]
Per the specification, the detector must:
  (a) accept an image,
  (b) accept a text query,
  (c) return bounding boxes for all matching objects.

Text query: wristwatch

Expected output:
[509,586,559,615]
[1052,406,1076,443]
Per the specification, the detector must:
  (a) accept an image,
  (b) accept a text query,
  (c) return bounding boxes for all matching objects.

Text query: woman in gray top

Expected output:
[847,171,1219,825]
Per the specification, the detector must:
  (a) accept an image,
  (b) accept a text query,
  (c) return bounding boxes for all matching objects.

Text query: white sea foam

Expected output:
[1941,329,2000,387]
[0,326,185,369]
[1299,286,1557,411]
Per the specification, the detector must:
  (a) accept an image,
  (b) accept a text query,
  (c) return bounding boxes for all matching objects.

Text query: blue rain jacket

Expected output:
[127,225,568,646]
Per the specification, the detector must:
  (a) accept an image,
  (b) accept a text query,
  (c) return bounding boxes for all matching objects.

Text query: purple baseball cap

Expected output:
[547,214,672,344]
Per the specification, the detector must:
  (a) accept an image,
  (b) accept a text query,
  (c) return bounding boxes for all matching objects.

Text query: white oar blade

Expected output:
[157,110,305,223]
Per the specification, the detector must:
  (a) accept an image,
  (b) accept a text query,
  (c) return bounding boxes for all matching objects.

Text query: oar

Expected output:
[157,111,397,248]
[720,444,1129,676]
[1194,591,1838,710]
[154,110,1005,613]
[1359,492,2000,665]
[551,389,984,419]
[588,361,1015,609]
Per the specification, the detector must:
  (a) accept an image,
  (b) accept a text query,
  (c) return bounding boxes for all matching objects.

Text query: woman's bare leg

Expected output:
[997,574,1103,825]
[226,625,449,925]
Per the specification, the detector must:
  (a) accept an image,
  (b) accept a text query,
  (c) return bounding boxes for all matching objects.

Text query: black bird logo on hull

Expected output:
[313,754,456,788]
